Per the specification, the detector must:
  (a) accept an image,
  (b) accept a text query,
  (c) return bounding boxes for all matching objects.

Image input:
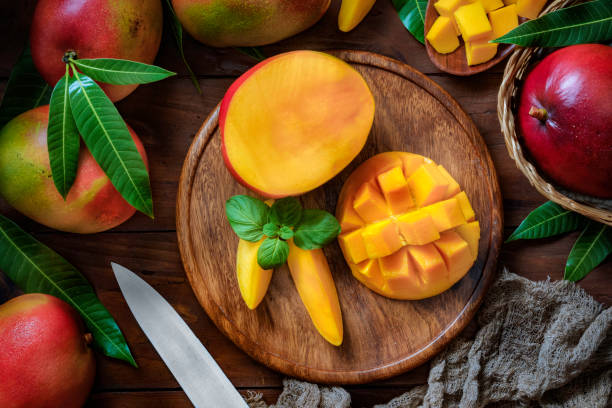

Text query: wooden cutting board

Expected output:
[176,50,503,384]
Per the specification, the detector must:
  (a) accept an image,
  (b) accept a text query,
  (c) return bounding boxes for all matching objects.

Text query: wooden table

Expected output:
[1,1,610,406]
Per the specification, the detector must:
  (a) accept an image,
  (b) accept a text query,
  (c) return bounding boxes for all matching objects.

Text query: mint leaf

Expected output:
[269,197,302,227]
[263,223,279,238]
[279,226,294,240]
[506,201,586,242]
[564,222,612,282]
[257,237,289,269]
[293,209,341,250]
[226,195,269,242]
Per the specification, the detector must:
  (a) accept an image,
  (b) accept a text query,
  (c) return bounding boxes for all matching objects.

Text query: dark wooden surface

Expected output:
[0,1,609,406]
[176,50,503,384]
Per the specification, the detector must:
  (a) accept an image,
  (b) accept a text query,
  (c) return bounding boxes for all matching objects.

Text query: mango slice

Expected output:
[338,0,377,32]
[377,166,415,214]
[465,34,498,66]
[236,239,273,310]
[220,51,374,198]
[479,0,504,12]
[426,17,461,54]
[489,4,519,38]
[336,152,480,300]
[516,0,547,19]
[454,2,493,42]
[287,241,343,346]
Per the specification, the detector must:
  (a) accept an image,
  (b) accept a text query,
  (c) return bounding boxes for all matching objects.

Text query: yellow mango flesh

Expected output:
[338,0,377,32]
[516,0,547,19]
[426,17,461,54]
[454,2,493,42]
[353,181,390,223]
[377,166,415,214]
[236,239,273,310]
[489,4,519,38]
[478,0,504,12]
[407,162,450,207]
[287,241,343,346]
[221,51,374,197]
[336,152,479,300]
[465,35,498,66]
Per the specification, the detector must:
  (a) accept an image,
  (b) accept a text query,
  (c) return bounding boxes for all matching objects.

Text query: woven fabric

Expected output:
[247,269,612,407]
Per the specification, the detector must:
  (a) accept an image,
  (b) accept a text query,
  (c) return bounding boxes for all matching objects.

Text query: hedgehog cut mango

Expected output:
[336,152,480,300]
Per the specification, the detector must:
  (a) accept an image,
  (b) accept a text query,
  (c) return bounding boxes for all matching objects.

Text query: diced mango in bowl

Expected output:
[426,0,543,66]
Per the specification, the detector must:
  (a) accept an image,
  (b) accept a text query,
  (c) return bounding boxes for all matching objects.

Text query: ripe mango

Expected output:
[236,239,273,310]
[336,152,480,300]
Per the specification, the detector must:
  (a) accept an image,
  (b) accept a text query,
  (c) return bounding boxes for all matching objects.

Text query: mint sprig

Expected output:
[225,195,340,269]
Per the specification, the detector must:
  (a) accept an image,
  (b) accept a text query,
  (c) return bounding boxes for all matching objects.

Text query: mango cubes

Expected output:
[427,0,524,66]
[336,152,480,300]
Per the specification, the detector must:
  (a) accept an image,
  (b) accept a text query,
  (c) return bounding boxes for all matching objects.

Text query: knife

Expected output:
[111,262,248,408]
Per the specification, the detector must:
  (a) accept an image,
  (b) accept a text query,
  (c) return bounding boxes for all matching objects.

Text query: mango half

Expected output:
[220,50,375,198]
[336,152,480,300]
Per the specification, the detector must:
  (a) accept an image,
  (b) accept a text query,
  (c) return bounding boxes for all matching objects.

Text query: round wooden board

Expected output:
[177,50,503,384]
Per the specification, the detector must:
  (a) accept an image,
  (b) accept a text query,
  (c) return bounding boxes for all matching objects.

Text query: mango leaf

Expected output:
[0,214,137,366]
[0,45,51,128]
[236,47,266,62]
[494,0,612,47]
[47,67,80,199]
[564,222,612,282]
[68,69,153,217]
[163,0,201,94]
[506,201,585,242]
[392,0,428,44]
[71,58,175,85]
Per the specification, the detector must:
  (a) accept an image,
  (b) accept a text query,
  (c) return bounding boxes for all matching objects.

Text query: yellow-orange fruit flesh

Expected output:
[236,239,273,310]
[287,240,343,346]
[338,0,377,32]
[221,50,375,198]
[336,152,480,300]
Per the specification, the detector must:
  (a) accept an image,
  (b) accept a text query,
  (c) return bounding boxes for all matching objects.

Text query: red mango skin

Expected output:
[0,294,96,408]
[171,0,330,47]
[518,44,612,198]
[30,0,163,102]
[0,106,148,233]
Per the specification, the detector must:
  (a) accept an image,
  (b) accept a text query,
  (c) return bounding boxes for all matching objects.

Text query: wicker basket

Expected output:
[498,0,612,226]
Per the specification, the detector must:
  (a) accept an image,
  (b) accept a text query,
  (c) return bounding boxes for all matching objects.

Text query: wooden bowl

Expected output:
[498,0,612,225]
[177,50,503,384]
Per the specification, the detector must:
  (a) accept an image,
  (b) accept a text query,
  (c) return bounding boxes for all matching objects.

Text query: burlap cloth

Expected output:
[246,269,612,408]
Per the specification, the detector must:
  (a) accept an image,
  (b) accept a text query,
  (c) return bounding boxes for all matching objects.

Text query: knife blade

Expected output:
[111,262,248,408]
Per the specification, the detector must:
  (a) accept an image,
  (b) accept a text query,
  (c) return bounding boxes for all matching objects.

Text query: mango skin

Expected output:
[172,0,331,47]
[30,0,163,102]
[0,106,148,233]
[0,294,95,408]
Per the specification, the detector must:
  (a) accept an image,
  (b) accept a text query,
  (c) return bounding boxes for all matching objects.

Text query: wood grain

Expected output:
[176,50,503,384]
[424,4,517,76]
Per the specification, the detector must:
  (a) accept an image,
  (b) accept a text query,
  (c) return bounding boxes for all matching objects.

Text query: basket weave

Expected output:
[498,0,612,226]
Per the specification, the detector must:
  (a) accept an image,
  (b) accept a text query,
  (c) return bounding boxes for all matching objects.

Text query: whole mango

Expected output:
[0,294,96,408]
[0,106,148,233]
[30,0,163,102]
[172,0,331,47]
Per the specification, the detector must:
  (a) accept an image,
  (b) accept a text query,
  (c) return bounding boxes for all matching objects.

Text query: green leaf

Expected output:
[293,209,341,250]
[162,0,201,94]
[71,58,175,85]
[506,201,585,242]
[564,222,612,282]
[225,195,269,242]
[0,214,136,366]
[494,0,612,47]
[263,223,279,238]
[0,45,51,129]
[68,68,153,217]
[47,67,80,199]
[392,0,428,44]
[279,226,294,240]
[236,47,266,62]
[269,197,302,227]
[257,237,289,269]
